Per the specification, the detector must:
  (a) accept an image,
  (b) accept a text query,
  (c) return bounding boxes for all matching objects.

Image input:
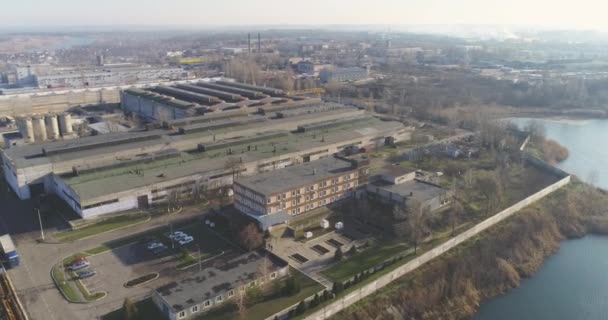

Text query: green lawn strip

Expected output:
[175,250,198,269]
[71,273,106,301]
[55,214,150,242]
[203,268,324,320]
[321,241,412,282]
[51,265,81,302]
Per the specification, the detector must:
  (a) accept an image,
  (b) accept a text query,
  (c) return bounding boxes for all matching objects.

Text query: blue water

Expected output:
[474,118,608,320]
[473,236,608,320]
[510,118,608,189]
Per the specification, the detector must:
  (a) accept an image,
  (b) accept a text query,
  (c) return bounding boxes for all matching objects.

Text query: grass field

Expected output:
[55,214,150,242]
[321,241,413,282]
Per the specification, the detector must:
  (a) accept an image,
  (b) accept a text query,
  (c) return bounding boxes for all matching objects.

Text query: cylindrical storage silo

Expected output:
[45,113,60,140]
[58,112,73,136]
[32,115,47,142]
[19,117,35,143]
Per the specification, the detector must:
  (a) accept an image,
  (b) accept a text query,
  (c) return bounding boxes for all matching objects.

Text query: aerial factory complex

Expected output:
[2,79,412,220]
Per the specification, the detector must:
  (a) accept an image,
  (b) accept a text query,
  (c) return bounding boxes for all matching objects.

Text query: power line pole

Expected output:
[36,208,45,241]
[198,246,202,273]
[170,223,174,249]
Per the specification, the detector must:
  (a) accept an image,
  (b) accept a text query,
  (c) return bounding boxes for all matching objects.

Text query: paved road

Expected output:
[0,187,208,320]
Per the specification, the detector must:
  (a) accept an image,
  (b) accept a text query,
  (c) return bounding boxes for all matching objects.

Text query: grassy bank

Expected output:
[55,214,150,242]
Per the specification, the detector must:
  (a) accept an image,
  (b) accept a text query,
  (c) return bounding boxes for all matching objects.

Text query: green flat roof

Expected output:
[63,117,401,202]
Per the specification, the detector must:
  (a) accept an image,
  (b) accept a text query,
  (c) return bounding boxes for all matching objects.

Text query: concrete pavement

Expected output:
[0,190,209,320]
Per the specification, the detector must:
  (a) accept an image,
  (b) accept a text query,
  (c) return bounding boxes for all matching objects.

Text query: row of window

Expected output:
[83,198,119,210]
[176,272,278,319]
[267,172,358,204]
[288,194,347,216]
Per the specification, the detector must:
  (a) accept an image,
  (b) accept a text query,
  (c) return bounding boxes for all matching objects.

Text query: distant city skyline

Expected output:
[1,0,608,31]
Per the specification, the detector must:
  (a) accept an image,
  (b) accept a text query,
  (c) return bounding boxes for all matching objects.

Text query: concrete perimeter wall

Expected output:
[304,167,571,320]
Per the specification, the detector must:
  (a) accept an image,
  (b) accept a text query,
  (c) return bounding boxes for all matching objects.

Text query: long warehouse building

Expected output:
[120,79,312,122]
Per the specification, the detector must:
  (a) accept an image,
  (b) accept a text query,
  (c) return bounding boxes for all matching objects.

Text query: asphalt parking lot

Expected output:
[85,242,178,298]
[76,222,242,304]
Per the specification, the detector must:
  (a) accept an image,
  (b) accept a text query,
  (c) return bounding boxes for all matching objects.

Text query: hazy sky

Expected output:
[2,0,608,30]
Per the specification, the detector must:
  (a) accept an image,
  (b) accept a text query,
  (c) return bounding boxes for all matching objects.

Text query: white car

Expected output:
[178,236,194,246]
[169,231,186,240]
[68,260,90,271]
[146,241,164,250]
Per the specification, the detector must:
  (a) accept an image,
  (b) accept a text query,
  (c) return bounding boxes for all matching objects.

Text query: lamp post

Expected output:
[37,208,45,241]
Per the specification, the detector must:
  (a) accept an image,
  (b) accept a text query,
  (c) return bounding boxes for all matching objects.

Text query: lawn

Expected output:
[55,213,150,242]
[321,241,414,282]
[203,268,324,320]
[51,265,80,302]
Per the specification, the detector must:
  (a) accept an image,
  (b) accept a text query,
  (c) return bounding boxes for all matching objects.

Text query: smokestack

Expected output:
[257,33,261,53]
[248,33,251,54]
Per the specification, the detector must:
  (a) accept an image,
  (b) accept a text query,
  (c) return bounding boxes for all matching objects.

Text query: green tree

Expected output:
[282,276,302,296]
[334,247,344,261]
[295,301,307,315]
[332,281,344,295]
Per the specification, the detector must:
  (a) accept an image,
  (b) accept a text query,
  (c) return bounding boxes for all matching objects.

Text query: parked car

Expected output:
[178,236,194,246]
[68,260,90,271]
[146,241,164,250]
[70,257,88,265]
[168,231,186,240]
[76,269,96,279]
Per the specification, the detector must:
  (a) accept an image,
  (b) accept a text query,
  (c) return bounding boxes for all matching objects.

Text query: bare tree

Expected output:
[235,289,248,319]
[166,189,179,212]
[449,200,464,236]
[224,157,245,182]
[477,171,504,216]
[407,200,430,254]
[191,180,206,204]
[257,257,272,290]
[238,223,264,251]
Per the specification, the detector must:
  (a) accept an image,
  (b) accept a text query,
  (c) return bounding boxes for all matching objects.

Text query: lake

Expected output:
[473,118,608,320]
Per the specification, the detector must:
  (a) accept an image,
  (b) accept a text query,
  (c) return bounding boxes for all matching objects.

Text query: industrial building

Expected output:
[152,252,288,320]
[319,67,369,83]
[1,101,412,218]
[120,79,306,121]
[0,78,213,118]
[234,155,369,230]
[34,66,190,89]
[366,165,453,212]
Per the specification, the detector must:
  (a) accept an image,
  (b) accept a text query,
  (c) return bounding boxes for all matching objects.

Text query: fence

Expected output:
[303,169,571,320]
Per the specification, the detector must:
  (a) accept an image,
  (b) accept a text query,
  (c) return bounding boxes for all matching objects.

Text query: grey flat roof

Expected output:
[371,179,448,203]
[378,165,417,177]
[156,252,285,312]
[236,156,355,196]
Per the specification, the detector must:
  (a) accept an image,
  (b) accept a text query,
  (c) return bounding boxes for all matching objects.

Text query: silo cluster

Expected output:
[16,112,73,143]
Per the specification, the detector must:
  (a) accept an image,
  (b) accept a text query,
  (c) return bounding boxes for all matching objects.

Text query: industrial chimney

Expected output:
[257,33,261,53]
[248,33,251,54]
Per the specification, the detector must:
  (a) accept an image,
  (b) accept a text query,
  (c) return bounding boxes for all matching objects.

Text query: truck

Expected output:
[0,235,19,268]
